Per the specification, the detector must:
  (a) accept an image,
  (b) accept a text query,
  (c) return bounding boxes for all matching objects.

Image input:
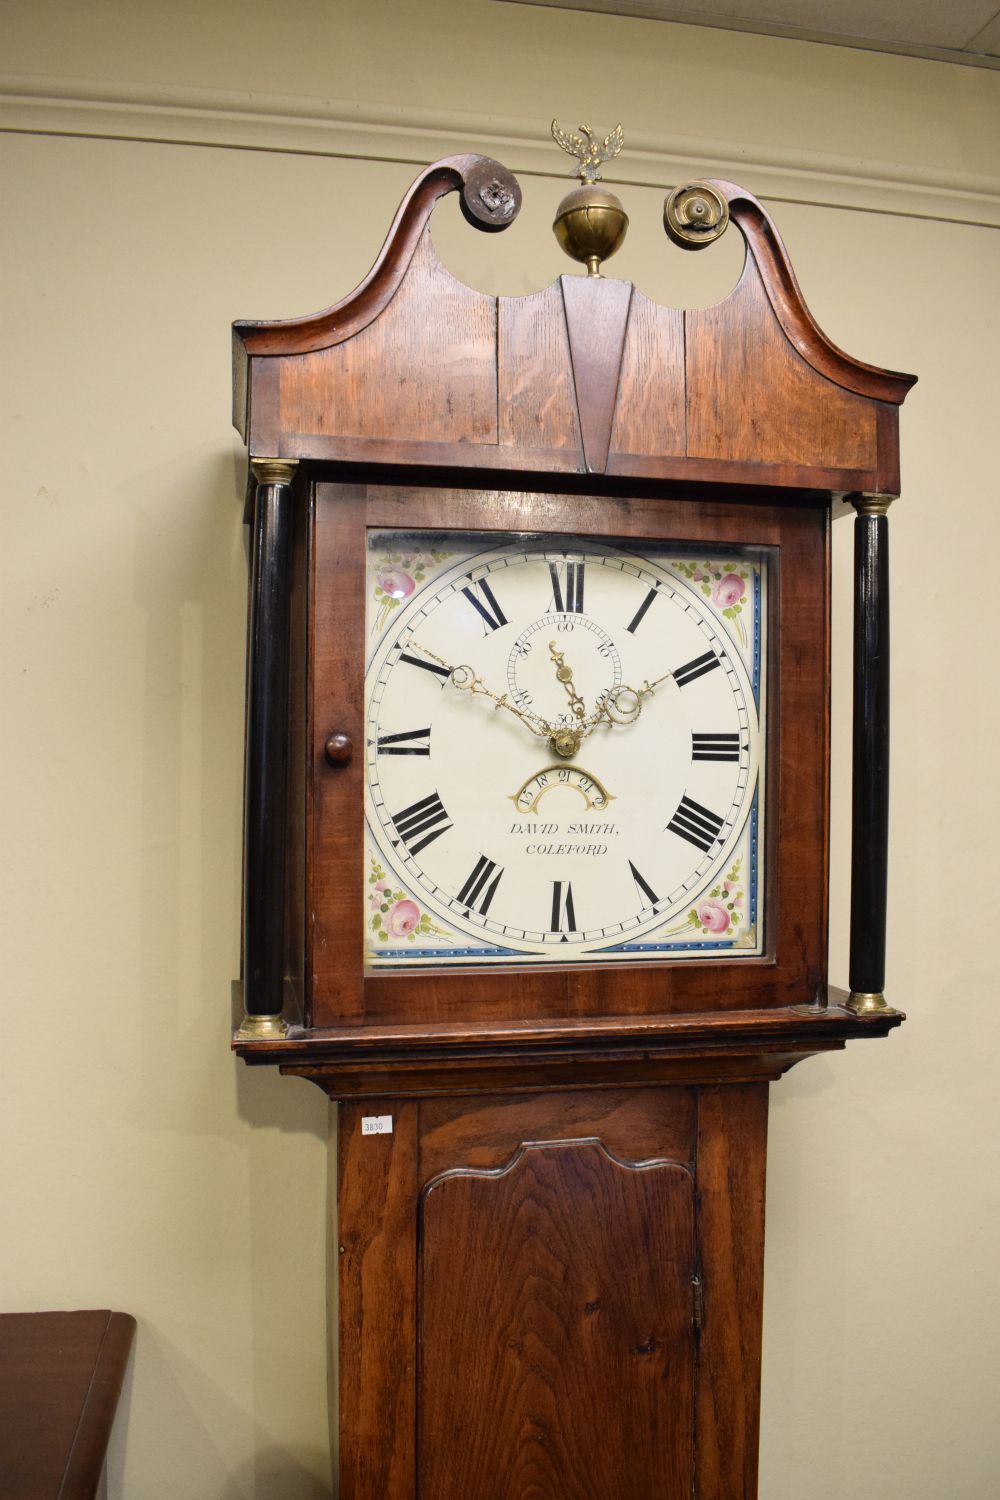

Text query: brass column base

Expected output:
[235,1013,290,1040]
[845,990,896,1016]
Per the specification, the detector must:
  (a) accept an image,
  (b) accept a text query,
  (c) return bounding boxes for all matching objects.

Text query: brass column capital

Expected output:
[852,492,895,518]
[251,457,299,487]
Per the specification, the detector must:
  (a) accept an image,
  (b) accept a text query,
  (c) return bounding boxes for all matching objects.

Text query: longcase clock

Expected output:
[231,149,913,1497]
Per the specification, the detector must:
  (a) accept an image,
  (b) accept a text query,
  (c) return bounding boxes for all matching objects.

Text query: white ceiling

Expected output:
[500,1,1000,67]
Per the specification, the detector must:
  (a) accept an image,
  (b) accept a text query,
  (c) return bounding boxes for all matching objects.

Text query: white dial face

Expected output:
[364,531,767,967]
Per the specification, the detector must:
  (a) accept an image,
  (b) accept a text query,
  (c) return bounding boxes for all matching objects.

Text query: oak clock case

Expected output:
[232,154,913,1499]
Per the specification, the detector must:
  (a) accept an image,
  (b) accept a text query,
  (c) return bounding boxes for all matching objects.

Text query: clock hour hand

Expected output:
[409,641,552,741]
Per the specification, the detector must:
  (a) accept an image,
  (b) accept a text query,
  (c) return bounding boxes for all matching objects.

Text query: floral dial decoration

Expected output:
[372,549,453,634]
[367,857,453,946]
[662,855,750,942]
[672,559,752,647]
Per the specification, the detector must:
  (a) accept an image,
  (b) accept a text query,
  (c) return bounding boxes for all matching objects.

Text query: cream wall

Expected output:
[2,3,998,1497]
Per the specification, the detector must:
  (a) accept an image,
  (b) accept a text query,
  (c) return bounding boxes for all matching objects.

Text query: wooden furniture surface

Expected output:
[307,484,828,1031]
[0,1311,135,1500]
[232,155,914,1072]
[337,1086,766,1500]
[234,162,913,496]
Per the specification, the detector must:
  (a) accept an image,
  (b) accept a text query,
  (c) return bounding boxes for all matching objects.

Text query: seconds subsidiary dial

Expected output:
[364,531,767,967]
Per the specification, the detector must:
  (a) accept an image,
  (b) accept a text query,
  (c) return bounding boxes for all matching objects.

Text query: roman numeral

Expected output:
[550,880,577,937]
[376,727,431,756]
[398,650,450,679]
[691,732,741,762]
[673,650,720,688]
[457,855,504,917]
[626,588,657,634]
[461,578,508,633]
[549,560,585,614]
[629,860,659,910]
[666,794,726,853]
[391,791,452,855]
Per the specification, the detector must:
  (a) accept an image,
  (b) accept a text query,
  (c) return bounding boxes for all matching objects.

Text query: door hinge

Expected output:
[691,1275,704,1331]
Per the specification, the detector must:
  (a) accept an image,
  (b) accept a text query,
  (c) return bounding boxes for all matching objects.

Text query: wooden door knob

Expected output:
[324,732,353,766]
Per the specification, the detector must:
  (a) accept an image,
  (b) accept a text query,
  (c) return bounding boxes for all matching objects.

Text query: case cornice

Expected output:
[233,154,521,358]
[708,178,917,404]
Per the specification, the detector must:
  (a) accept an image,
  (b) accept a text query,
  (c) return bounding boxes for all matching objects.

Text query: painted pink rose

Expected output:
[712,572,745,608]
[387,898,421,937]
[376,566,415,601]
[375,880,388,892]
[697,899,731,934]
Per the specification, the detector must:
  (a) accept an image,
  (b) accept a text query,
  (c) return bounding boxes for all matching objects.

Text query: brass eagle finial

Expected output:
[551,120,625,184]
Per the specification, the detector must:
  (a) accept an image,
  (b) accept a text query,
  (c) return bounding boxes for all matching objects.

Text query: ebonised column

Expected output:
[847,492,895,1014]
[236,458,298,1038]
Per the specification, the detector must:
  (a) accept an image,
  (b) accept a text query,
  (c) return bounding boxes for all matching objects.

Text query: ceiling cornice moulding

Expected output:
[2,76,998,229]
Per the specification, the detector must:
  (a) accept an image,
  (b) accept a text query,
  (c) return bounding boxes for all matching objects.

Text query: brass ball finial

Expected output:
[551,119,629,276]
[553,185,629,276]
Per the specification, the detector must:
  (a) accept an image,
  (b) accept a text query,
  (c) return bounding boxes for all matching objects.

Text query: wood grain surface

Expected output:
[560,272,632,474]
[419,1086,697,1178]
[333,1086,780,1498]
[498,282,580,454]
[609,287,686,460]
[418,1138,696,1500]
[0,1310,135,1499]
[237,157,914,488]
[309,484,367,1022]
[338,1101,419,1498]
[280,233,498,446]
[695,1085,769,1500]
[686,257,876,470]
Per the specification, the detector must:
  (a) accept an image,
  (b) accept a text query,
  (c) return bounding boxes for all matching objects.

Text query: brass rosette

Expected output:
[664,182,730,250]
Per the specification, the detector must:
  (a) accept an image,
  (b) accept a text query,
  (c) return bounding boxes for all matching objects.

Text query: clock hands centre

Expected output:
[412,639,675,760]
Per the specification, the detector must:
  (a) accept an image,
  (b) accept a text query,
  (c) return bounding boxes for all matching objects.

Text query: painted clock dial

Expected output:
[364,530,768,967]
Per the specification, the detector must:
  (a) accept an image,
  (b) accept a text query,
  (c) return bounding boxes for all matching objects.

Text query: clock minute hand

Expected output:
[578,669,673,736]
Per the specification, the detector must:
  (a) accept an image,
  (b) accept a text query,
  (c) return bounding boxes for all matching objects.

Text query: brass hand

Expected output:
[411,642,552,741]
[411,642,672,759]
[567,669,673,742]
[547,641,587,720]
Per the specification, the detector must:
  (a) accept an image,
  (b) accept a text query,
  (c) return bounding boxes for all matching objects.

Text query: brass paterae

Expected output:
[664,182,730,249]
